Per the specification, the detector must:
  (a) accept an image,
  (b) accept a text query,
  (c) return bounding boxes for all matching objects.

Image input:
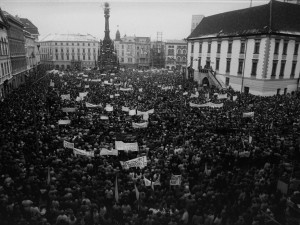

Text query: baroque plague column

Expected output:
[98,2,119,73]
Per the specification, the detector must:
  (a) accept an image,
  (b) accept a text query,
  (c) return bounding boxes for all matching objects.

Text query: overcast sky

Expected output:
[1,0,270,41]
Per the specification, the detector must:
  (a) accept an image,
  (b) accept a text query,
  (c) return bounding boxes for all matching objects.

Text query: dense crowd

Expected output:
[0,67,300,225]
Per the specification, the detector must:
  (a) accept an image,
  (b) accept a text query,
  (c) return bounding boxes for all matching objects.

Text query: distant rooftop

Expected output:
[165,39,187,44]
[19,18,39,36]
[40,33,98,42]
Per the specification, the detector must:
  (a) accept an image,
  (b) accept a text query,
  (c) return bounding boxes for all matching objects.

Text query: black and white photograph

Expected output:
[0,0,300,224]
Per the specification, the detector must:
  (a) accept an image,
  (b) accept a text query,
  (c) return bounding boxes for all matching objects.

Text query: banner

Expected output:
[144,177,152,187]
[243,112,254,118]
[62,108,76,113]
[76,83,81,87]
[104,80,113,85]
[79,92,88,98]
[50,80,55,87]
[76,96,82,102]
[58,120,71,125]
[63,140,74,149]
[122,106,130,112]
[139,88,143,92]
[100,115,109,120]
[183,92,188,96]
[85,85,90,89]
[129,109,137,116]
[90,79,101,82]
[233,96,238,101]
[86,102,102,108]
[143,113,149,121]
[100,148,118,156]
[115,141,138,151]
[190,92,199,98]
[170,175,182,186]
[120,156,147,169]
[110,95,114,99]
[132,122,148,128]
[73,148,94,157]
[239,151,250,158]
[61,94,70,100]
[115,93,120,97]
[120,87,133,91]
[105,105,114,112]
[189,102,223,108]
[148,109,154,114]
[217,93,227,99]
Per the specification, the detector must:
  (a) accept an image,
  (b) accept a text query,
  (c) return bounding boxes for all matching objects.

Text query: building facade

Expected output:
[4,11,27,89]
[187,1,300,96]
[114,33,151,69]
[39,34,99,70]
[165,40,187,70]
[20,18,40,71]
[150,41,165,69]
[0,8,12,100]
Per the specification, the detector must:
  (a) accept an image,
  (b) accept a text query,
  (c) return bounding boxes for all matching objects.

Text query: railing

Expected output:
[199,69,227,89]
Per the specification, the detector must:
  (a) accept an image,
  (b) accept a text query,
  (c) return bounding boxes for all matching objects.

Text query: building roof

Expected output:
[3,11,23,27]
[188,0,300,40]
[165,39,187,44]
[19,18,39,36]
[40,33,98,42]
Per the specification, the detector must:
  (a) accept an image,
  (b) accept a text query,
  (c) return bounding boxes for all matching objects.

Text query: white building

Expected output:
[165,40,187,70]
[187,1,300,96]
[39,33,99,70]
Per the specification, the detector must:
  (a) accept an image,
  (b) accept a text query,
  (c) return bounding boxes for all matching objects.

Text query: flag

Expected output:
[115,176,119,203]
[47,167,50,185]
[135,184,140,200]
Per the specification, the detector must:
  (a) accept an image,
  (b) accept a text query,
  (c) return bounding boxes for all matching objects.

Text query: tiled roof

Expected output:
[40,33,98,42]
[19,18,39,35]
[188,0,300,39]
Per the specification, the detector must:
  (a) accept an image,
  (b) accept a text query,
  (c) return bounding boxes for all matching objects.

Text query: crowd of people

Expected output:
[0,67,300,225]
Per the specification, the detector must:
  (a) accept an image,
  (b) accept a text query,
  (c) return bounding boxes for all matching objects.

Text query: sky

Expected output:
[1,0,271,41]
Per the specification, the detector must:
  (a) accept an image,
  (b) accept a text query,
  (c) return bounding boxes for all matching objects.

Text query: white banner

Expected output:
[76,96,82,102]
[105,105,114,112]
[100,148,118,156]
[79,92,88,98]
[190,92,199,98]
[239,151,250,158]
[243,112,254,118]
[50,80,55,87]
[91,79,101,82]
[104,80,113,85]
[120,87,133,91]
[189,102,223,108]
[139,88,143,92]
[144,177,152,187]
[73,148,94,157]
[110,95,114,99]
[143,113,149,121]
[100,115,109,120]
[61,94,70,100]
[62,108,76,113]
[115,141,139,151]
[233,96,238,101]
[170,175,182,186]
[217,93,227,99]
[58,120,71,125]
[129,109,137,116]
[122,106,130,112]
[120,156,147,169]
[132,122,148,128]
[86,102,102,108]
[85,85,90,89]
[115,93,120,97]
[183,92,188,96]
[63,140,74,149]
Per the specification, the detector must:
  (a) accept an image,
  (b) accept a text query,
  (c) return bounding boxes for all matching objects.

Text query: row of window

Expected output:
[0,62,10,77]
[191,40,299,56]
[0,38,9,56]
[53,48,97,53]
[167,49,187,55]
[194,57,297,78]
[52,42,96,46]
[166,56,187,63]
[54,54,97,61]
[9,42,26,55]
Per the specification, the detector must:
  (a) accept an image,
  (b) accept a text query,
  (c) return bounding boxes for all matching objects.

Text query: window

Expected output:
[72,43,74,46]
[61,43,63,46]
[67,54,69,60]
[182,56,186,62]
[61,48,63,52]
[55,43,57,45]
[56,55,58,60]
[78,55,80,60]
[216,58,220,70]
[83,55,85,60]
[251,59,258,76]
[240,42,245,54]
[294,43,299,55]
[128,58,132,63]
[254,40,260,54]
[88,56,91,60]
[244,87,249,94]
[199,43,202,53]
[78,49,80,53]
[198,57,201,70]
[279,60,286,76]
[55,48,58,53]
[217,42,221,53]
[183,50,186,54]
[191,44,194,53]
[238,59,244,74]
[225,77,230,86]
[228,42,232,53]
[72,55,74,60]
[61,54,64,60]
[208,43,211,53]
[66,43,68,46]
[291,61,297,77]
[177,56,181,62]
[77,43,79,46]
[226,58,231,72]
[168,49,174,55]
[83,43,85,46]
[283,41,288,55]
[177,49,181,54]
[121,58,124,62]
[271,60,278,76]
[274,40,280,54]
[88,43,90,46]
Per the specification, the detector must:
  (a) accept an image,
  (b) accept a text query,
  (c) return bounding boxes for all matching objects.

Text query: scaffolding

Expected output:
[151,32,165,68]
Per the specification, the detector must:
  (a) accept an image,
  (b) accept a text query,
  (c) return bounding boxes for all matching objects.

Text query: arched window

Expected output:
[183,49,186,54]
[177,49,181,54]
[177,56,181,62]
[182,56,186,62]
[0,38,3,56]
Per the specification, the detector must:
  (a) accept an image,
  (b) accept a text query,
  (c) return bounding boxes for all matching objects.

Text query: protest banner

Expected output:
[190,93,199,98]
[233,96,238,101]
[170,175,182,186]
[120,87,133,91]
[174,148,183,154]
[58,120,71,125]
[183,92,188,96]
[85,85,90,89]
[62,108,76,113]
[218,93,227,99]
[147,109,154,114]
[120,156,147,169]
[73,148,94,157]
[105,105,114,112]
[115,93,120,97]
[76,96,82,101]
[110,95,114,99]
[100,148,118,156]
[90,79,101,82]
[63,140,74,149]
[86,102,102,108]
[243,112,254,118]
[139,88,143,92]
[122,106,130,112]
[50,80,55,87]
[61,94,70,100]
[115,141,138,151]
[100,115,109,120]
[129,109,136,116]
[143,113,149,121]
[132,122,148,129]
[79,92,88,98]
